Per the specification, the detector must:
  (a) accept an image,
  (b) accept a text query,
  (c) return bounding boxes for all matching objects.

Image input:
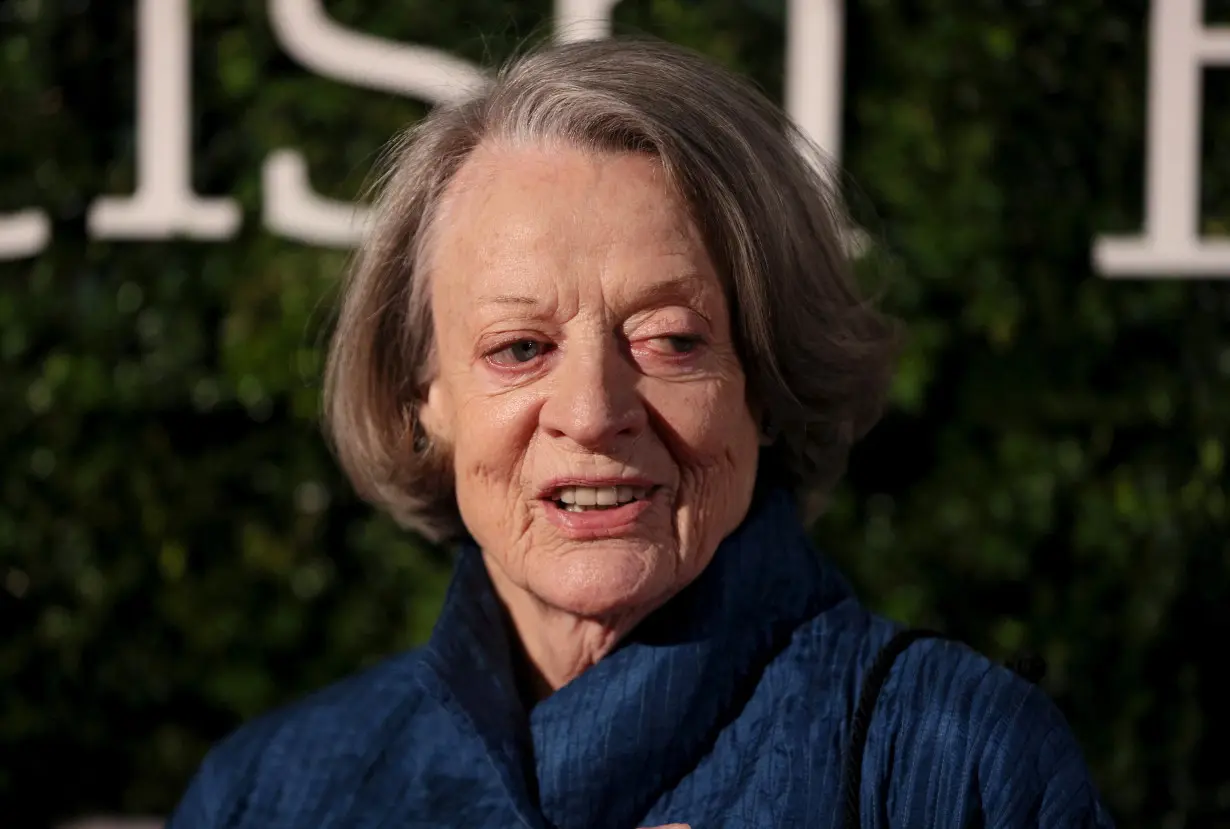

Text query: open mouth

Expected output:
[548,485,655,513]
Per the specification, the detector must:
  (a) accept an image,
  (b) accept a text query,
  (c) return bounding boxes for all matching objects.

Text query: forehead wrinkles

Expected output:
[421,144,711,319]
[453,141,692,244]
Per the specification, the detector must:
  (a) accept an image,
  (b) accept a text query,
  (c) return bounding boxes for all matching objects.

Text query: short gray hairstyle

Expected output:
[323,37,898,542]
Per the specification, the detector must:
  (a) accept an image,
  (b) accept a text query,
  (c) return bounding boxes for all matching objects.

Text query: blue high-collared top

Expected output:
[167,488,1115,828]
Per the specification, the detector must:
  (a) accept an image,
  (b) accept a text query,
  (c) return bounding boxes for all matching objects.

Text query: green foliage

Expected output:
[2,1,1227,827]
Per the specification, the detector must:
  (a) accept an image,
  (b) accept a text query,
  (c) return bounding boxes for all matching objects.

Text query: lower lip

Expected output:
[543,495,654,539]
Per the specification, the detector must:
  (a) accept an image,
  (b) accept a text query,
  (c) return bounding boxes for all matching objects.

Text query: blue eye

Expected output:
[490,339,550,367]
[507,340,542,362]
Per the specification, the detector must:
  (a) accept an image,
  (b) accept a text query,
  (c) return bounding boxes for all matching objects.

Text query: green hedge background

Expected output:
[2,1,1228,827]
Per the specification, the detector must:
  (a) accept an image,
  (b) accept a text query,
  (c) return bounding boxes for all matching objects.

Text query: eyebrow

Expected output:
[621,271,716,322]
[634,271,710,303]
[475,270,716,315]
[478,294,542,307]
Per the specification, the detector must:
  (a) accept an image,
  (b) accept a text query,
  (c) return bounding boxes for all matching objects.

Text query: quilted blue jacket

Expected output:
[167,489,1115,828]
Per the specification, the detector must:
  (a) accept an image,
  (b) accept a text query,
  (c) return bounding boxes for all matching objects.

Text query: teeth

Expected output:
[553,485,647,510]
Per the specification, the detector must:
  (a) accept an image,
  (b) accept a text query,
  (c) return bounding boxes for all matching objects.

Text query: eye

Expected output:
[489,339,551,366]
[663,335,701,354]
[647,334,703,355]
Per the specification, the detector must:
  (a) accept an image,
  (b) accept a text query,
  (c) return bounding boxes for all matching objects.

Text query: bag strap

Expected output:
[839,630,1047,829]
[840,629,944,829]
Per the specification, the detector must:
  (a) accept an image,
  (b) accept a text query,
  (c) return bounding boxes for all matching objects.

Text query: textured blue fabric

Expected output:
[167,489,1115,828]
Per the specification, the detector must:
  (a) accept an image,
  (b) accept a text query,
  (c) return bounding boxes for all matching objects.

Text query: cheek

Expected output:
[449,391,542,519]
[646,377,759,565]
[647,376,757,458]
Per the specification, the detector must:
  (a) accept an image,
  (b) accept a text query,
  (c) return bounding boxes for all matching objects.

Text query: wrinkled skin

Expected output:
[420,142,761,693]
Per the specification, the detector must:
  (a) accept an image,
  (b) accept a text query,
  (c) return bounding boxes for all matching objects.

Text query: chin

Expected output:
[533,544,668,620]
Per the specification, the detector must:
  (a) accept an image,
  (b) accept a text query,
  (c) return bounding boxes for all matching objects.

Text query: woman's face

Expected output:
[420,142,761,622]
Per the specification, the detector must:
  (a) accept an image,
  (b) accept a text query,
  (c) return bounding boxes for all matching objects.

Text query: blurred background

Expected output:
[2,1,1229,827]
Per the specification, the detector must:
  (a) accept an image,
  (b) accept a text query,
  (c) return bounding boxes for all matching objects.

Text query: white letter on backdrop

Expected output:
[0,210,50,260]
[554,0,620,42]
[87,0,241,240]
[555,0,846,164]
[786,0,864,254]
[786,0,844,170]
[1094,0,1230,278]
[265,0,486,247]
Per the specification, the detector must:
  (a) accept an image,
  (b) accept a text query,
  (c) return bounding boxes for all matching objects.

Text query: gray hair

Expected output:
[323,37,898,542]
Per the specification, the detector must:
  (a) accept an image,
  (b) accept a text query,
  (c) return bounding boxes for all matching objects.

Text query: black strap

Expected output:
[839,630,1047,829]
[840,629,944,829]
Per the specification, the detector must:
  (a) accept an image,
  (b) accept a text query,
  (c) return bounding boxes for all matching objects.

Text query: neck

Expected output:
[420,487,851,829]
[484,561,650,700]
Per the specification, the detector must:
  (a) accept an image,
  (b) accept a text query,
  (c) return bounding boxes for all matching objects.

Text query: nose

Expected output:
[540,337,647,451]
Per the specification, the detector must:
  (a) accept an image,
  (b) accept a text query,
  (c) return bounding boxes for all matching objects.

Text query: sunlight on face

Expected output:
[420,143,761,622]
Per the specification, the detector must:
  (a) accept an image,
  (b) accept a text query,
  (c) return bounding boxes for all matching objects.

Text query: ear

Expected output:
[416,380,454,448]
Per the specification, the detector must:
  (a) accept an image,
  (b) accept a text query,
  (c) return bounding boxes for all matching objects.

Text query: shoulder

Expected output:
[867,630,1115,827]
[782,604,1113,826]
[167,648,439,828]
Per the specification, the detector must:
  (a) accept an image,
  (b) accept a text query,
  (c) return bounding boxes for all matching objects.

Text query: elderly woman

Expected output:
[169,38,1113,829]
